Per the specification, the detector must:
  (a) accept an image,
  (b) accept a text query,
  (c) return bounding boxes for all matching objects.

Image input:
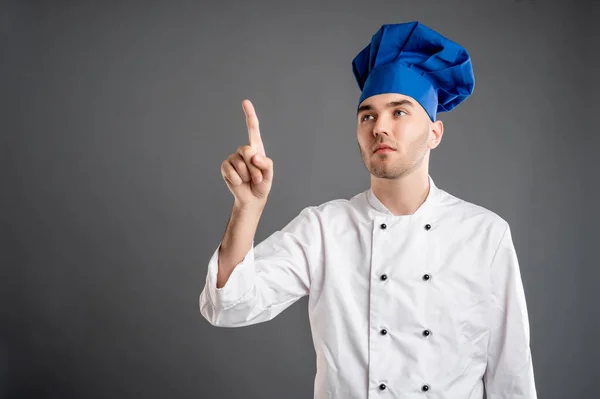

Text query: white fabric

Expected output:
[199,176,537,398]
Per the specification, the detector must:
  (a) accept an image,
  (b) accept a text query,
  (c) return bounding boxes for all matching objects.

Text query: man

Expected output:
[200,21,537,399]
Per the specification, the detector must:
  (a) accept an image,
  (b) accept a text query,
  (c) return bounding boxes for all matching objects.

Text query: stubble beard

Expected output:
[359,128,429,180]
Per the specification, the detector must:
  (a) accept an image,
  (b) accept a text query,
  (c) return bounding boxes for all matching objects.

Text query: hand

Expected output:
[221,99,274,209]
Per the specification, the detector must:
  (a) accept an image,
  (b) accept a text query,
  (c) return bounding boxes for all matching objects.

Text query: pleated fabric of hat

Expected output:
[352,21,475,122]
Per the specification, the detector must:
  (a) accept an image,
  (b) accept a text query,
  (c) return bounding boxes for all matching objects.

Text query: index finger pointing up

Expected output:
[242,99,265,156]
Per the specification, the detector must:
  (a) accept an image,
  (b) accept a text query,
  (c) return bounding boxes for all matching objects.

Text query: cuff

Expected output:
[206,241,256,310]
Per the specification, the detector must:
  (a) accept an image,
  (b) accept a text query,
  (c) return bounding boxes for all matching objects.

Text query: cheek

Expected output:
[357,129,370,145]
[394,121,427,142]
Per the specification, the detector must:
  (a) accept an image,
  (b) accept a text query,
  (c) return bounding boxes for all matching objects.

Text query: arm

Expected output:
[483,224,537,398]
[216,202,265,289]
[199,98,323,327]
[199,205,321,328]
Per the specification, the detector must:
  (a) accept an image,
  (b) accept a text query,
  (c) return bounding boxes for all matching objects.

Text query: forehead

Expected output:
[358,93,416,109]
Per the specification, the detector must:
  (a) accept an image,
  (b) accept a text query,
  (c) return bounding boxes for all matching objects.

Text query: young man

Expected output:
[200,21,537,399]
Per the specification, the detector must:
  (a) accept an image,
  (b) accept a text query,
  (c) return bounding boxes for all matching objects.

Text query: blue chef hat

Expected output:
[352,21,475,122]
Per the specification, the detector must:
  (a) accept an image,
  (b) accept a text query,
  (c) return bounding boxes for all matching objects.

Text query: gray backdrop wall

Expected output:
[2,0,598,398]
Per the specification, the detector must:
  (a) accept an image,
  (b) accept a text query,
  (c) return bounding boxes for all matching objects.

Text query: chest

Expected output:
[312,217,495,311]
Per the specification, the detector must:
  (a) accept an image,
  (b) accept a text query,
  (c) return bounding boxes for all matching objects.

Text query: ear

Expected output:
[428,119,444,149]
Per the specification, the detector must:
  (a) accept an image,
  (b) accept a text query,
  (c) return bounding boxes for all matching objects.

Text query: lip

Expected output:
[373,145,395,153]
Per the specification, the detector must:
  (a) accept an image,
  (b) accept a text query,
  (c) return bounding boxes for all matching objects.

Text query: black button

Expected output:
[422,329,431,337]
[424,224,431,230]
[421,384,430,392]
[422,274,430,281]
[380,223,387,229]
[379,383,387,390]
[380,329,388,335]
[381,274,388,281]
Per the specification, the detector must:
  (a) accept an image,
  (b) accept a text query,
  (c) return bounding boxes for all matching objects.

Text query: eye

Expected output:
[394,109,407,117]
[360,114,374,122]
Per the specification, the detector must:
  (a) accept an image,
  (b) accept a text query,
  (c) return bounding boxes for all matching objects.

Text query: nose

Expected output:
[372,116,391,138]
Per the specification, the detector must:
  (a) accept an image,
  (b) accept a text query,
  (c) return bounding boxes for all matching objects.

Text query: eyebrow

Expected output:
[357,99,414,115]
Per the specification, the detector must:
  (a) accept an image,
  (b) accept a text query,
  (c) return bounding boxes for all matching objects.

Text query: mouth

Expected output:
[373,146,395,154]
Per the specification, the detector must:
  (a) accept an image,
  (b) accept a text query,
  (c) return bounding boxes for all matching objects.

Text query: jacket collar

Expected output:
[366,175,440,219]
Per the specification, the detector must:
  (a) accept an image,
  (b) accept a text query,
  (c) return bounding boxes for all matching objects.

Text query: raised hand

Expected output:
[221,99,274,209]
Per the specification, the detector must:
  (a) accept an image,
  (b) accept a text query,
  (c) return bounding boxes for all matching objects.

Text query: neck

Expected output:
[370,167,431,216]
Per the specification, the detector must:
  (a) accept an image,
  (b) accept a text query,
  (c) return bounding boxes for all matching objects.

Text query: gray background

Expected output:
[2,0,598,398]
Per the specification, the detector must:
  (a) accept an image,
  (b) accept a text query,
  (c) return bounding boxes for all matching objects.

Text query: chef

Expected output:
[200,21,537,399]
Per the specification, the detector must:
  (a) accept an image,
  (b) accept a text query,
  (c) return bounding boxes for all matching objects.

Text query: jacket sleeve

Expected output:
[483,223,537,398]
[199,206,322,327]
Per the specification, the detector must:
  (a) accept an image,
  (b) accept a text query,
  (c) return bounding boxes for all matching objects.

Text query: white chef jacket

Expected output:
[199,176,537,399]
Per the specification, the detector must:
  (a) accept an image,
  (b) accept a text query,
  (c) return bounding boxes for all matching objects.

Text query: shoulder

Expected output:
[284,191,369,231]
[304,190,368,217]
[435,186,510,235]
[280,193,360,228]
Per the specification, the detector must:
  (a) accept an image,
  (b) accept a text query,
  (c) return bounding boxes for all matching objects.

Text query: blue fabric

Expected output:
[352,21,475,121]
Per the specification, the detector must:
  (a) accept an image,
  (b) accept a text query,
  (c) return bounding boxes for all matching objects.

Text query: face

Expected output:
[356,93,443,180]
